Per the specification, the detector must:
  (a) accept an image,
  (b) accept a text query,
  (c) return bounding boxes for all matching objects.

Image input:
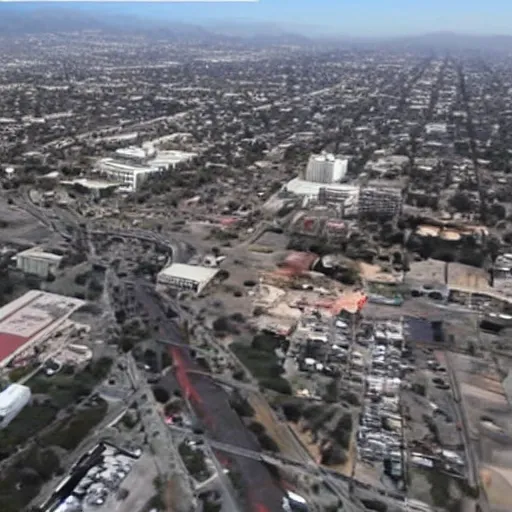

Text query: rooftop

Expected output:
[285,177,358,198]
[0,291,85,364]
[17,247,63,263]
[115,146,149,159]
[61,178,121,190]
[97,158,159,174]
[158,263,219,284]
[310,153,341,163]
[147,150,197,167]
[0,384,30,412]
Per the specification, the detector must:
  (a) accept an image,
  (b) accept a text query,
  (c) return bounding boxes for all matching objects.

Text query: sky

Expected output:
[2,0,512,38]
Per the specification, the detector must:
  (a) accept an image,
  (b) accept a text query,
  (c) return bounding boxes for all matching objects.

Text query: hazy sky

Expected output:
[3,0,512,37]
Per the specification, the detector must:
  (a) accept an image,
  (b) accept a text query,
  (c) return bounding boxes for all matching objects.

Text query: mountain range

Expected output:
[1,6,512,52]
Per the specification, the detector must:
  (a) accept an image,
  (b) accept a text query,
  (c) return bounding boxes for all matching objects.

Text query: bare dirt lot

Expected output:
[451,353,512,512]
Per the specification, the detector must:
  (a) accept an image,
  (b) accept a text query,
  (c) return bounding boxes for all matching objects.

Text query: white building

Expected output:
[285,177,359,204]
[425,123,448,135]
[16,247,62,278]
[305,153,348,184]
[97,158,161,192]
[115,145,156,163]
[147,150,197,170]
[157,264,218,294]
[0,384,31,428]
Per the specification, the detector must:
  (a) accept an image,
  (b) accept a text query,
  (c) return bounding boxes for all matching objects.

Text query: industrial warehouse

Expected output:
[0,290,85,368]
[156,263,219,294]
[16,246,63,278]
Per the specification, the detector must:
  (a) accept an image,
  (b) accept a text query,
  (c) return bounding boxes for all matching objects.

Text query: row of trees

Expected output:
[0,446,63,512]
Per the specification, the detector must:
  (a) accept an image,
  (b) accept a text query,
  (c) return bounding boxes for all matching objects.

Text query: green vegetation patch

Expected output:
[8,365,35,383]
[30,356,113,409]
[247,421,280,453]
[178,442,209,482]
[0,446,62,512]
[42,398,108,451]
[0,404,57,459]
[231,332,291,395]
[367,282,404,299]
[248,244,274,254]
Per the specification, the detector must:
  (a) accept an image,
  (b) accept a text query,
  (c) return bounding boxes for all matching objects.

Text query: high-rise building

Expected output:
[358,187,403,219]
[305,153,348,184]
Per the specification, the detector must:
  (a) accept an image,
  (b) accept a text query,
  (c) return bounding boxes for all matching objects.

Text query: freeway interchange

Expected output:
[15,190,408,512]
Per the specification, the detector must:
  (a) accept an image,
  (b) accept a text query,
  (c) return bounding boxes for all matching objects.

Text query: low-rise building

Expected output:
[61,178,120,198]
[97,158,161,191]
[16,247,62,278]
[0,290,85,368]
[115,145,155,163]
[147,150,197,170]
[285,177,359,203]
[157,264,219,294]
[0,383,31,428]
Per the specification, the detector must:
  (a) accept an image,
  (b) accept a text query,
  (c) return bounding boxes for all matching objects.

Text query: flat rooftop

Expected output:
[0,291,85,365]
[17,247,63,262]
[61,178,121,190]
[147,150,197,167]
[285,177,359,197]
[97,158,158,174]
[158,263,218,284]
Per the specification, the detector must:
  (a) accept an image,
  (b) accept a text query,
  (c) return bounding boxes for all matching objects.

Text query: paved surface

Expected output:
[132,283,286,512]
[93,453,159,512]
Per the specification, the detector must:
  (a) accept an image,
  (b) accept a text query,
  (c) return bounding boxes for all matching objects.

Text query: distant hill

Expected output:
[0,6,213,41]
[0,8,313,47]
[205,20,312,45]
[384,32,512,52]
[0,8,110,35]
[0,7,512,53]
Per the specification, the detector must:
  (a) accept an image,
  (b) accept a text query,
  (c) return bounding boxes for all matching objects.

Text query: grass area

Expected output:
[0,357,113,460]
[367,282,404,299]
[0,404,57,459]
[0,446,62,512]
[41,398,108,451]
[8,365,36,383]
[30,356,113,408]
[248,244,274,254]
[178,442,210,482]
[231,332,291,395]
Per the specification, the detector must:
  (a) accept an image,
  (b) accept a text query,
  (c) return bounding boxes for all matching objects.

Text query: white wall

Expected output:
[305,155,348,184]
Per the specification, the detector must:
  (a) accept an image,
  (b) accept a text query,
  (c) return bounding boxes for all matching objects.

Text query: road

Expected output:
[125,354,197,511]
[166,423,395,512]
[11,192,192,265]
[12,187,394,511]
[130,282,289,512]
[444,353,480,492]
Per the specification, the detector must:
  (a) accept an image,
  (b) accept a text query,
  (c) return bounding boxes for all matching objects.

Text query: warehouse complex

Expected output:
[157,263,219,294]
[0,291,85,368]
